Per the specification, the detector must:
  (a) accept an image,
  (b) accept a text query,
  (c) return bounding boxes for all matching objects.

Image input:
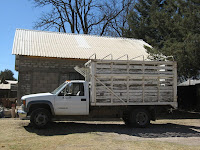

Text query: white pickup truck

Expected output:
[18,59,177,128]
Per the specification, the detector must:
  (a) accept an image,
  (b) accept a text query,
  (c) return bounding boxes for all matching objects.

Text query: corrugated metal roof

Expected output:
[12,29,151,60]
[6,80,18,85]
[0,84,11,90]
[0,80,17,90]
[0,80,18,90]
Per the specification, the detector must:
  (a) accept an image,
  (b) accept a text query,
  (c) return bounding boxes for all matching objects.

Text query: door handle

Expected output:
[81,99,86,101]
[63,96,71,99]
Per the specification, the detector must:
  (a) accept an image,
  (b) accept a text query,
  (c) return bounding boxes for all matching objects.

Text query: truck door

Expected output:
[64,82,88,115]
[54,82,88,115]
[54,83,69,115]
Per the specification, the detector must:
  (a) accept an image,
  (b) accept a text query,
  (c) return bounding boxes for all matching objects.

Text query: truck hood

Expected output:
[21,93,53,100]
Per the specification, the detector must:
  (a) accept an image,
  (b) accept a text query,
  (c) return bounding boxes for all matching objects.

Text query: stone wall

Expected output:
[17,56,87,104]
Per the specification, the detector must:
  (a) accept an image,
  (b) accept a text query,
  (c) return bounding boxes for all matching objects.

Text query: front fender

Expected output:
[27,100,55,116]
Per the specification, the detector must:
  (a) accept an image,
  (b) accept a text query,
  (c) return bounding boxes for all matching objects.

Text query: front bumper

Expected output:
[17,109,29,120]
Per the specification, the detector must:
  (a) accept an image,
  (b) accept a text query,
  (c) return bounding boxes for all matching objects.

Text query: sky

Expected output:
[0,0,51,79]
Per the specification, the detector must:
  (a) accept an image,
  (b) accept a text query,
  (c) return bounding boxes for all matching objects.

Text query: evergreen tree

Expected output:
[0,69,16,81]
[125,0,200,81]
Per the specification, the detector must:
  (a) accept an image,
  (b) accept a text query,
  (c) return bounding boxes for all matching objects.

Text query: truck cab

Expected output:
[53,80,89,115]
[19,80,89,127]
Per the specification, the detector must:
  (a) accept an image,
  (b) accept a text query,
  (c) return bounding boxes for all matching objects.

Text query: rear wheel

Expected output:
[129,109,150,128]
[30,108,51,128]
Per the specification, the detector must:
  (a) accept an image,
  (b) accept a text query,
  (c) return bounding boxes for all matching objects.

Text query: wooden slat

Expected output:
[96,92,171,98]
[96,64,173,71]
[100,85,158,89]
[173,62,177,102]
[96,74,174,78]
[96,80,160,85]
[96,89,172,93]
[96,70,174,75]
[96,94,167,100]
[91,62,97,104]
[96,97,173,103]
[96,86,173,92]
[96,93,143,97]
[95,60,174,65]
[127,77,130,103]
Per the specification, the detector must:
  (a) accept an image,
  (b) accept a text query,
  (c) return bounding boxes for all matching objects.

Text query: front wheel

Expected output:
[30,108,51,128]
[129,109,150,128]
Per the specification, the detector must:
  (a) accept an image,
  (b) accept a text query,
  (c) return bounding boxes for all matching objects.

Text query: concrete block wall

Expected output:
[17,56,87,104]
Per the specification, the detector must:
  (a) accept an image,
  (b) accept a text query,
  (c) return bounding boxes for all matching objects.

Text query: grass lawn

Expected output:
[0,119,200,150]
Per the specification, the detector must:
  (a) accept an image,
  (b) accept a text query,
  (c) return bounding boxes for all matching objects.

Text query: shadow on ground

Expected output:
[159,110,200,119]
[24,121,200,138]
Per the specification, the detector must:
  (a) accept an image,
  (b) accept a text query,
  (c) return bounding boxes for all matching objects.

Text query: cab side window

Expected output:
[59,83,84,96]
[69,83,85,96]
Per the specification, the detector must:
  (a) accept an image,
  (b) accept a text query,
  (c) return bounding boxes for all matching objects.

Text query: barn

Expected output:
[12,29,150,104]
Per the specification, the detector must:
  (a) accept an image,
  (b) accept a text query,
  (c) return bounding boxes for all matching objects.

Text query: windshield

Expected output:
[51,82,67,95]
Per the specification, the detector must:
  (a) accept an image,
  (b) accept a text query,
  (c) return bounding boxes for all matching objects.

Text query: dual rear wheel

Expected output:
[123,109,150,128]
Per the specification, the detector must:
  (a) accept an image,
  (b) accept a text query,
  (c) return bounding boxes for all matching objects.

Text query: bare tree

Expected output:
[98,0,134,36]
[33,0,134,36]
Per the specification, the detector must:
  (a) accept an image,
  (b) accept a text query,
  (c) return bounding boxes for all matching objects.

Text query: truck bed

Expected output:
[85,60,177,108]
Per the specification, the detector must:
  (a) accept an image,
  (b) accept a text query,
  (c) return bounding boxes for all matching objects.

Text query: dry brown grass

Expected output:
[0,119,200,150]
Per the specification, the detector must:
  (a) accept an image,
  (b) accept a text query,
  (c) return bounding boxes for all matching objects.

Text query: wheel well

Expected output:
[28,104,52,116]
[122,106,156,121]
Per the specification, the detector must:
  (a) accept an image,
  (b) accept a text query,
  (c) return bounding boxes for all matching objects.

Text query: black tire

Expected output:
[122,115,131,126]
[129,109,150,128]
[30,108,51,129]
